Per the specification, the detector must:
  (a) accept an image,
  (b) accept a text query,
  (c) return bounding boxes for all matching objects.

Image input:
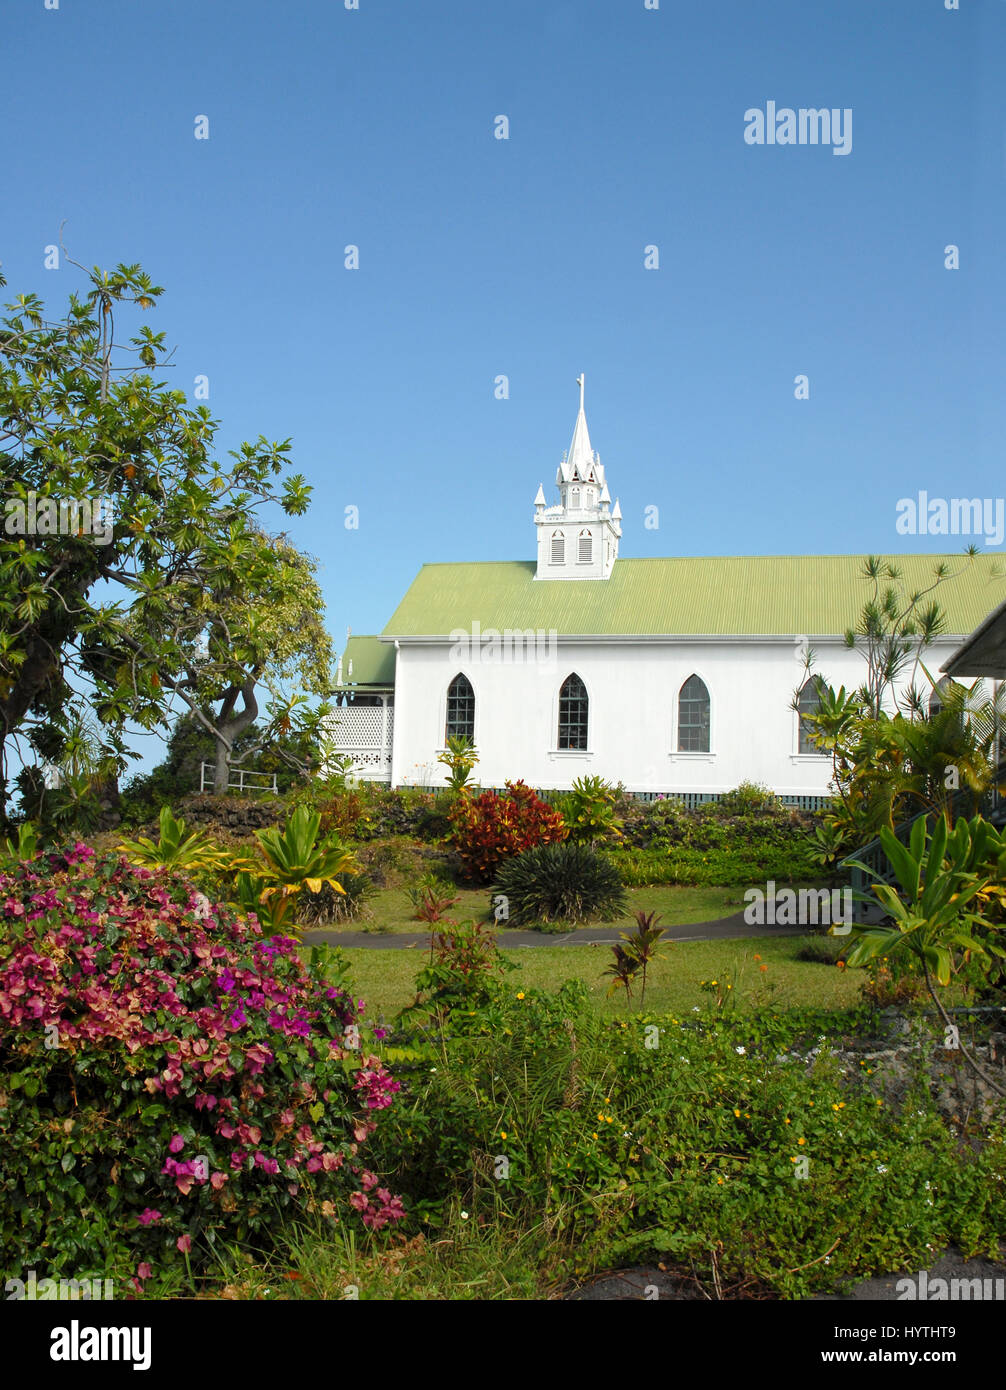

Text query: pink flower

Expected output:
[136,1262,153,1280]
[176,1234,192,1254]
[136,1209,161,1226]
[168,1134,185,1153]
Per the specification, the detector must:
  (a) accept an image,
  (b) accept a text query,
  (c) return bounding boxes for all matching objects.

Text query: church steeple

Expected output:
[534,374,621,581]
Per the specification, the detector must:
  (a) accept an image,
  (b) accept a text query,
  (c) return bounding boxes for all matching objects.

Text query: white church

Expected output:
[329,378,1005,807]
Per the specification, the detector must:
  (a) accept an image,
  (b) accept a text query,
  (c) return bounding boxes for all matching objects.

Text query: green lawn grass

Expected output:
[335,932,863,1021]
[319,881,749,934]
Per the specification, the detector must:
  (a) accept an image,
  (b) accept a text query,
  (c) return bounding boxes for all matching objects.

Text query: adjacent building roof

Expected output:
[381,554,1006,640]
[942,595,1006,679]
[334,635,395,688]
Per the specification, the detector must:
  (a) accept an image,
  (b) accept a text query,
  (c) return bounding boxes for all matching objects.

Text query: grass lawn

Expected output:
[332,932,864,1021]
[322,882,749,934]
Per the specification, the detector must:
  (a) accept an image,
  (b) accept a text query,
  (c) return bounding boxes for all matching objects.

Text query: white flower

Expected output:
[877,1164,888,1174]
[735,1046,746,1055]
[460,1210,469,1220]
[692,1007,701,1013]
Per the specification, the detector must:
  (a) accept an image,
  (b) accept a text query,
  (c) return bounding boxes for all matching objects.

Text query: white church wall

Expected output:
[389,635,967,798]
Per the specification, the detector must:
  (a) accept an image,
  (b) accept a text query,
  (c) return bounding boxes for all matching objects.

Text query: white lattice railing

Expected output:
[327,704,393,781]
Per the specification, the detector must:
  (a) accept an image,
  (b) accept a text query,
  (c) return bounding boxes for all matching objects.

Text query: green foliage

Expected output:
[232,804,358,936]
[845,815,1006,989]
[715,781,784,817]
[561,775,622,846]
[401,919,518,1029]
[492,840,627,928]
[370,983,1006,1296]
[0,257,325,811]
[118,805,229,875]
[436,737,479,795]
[406,872,460,924]
[0,821,40,868]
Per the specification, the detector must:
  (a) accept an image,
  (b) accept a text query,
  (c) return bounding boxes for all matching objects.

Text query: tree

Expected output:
[0,253,323,820]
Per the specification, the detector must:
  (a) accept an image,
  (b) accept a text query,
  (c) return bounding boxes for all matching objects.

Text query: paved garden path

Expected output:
[305,911,815,950]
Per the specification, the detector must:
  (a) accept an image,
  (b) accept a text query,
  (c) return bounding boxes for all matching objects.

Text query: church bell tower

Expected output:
[534,374,621,581]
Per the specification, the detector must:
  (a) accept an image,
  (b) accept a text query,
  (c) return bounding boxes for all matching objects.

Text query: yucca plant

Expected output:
[232,803,358,935]
[492,840,627,928]
[118,805,229,874]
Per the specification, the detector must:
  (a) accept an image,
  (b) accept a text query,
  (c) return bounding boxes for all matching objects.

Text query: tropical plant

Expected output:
[407,872,460,924]
[492,840,627,928]
[232,803,358,935]
[436,736,479,795]
[118,805,229,874]
[845,814,1006,1096]
[448,780,567,884]
[561,775,622,846]
[0,821,40,869]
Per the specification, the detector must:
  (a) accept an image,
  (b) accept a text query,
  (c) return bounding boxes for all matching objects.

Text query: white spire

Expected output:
[567,372,594,477]
[534,483,546,507]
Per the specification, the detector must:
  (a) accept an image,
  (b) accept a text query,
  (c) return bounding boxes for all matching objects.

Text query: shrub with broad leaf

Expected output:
[448,780,567,884]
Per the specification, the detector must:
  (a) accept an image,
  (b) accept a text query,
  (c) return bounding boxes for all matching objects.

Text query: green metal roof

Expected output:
[381,555,1006,639]
[335,635,395,687]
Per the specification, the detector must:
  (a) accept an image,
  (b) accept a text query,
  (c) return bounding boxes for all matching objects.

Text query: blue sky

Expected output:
[5,0,1005,768]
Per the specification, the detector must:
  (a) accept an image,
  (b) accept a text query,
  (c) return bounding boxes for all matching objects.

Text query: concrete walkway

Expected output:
[304,911,816,950]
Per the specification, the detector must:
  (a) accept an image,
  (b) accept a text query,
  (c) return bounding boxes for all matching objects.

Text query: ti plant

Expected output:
[845,814,1006,1097]
[232,803,358,936]
[603,909,668,1006]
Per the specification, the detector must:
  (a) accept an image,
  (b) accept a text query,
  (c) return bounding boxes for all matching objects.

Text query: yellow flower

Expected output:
[784,1118,791,1125]
[516,992,525,1000]
[592,1132,598,1139]
[734,1108,741,1118]
[797,1137,806,1146]
[500,1131,507,1140]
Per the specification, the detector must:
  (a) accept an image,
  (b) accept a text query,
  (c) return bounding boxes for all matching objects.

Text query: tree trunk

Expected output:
[212,680,258,794]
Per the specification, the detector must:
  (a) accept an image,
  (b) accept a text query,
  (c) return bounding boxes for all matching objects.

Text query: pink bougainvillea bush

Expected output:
[0,843,403,1283]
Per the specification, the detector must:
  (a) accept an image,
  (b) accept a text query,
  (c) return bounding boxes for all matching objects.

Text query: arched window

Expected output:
[678,675,710,752]
[577,529,593,564]
[550,531,565,565]
[570,486,580,509]
[445,674,475,744]
[558,673,589,750]
[797,676,825,754]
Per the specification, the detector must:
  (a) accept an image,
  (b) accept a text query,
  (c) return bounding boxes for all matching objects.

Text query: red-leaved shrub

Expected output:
[447,780,567,884]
